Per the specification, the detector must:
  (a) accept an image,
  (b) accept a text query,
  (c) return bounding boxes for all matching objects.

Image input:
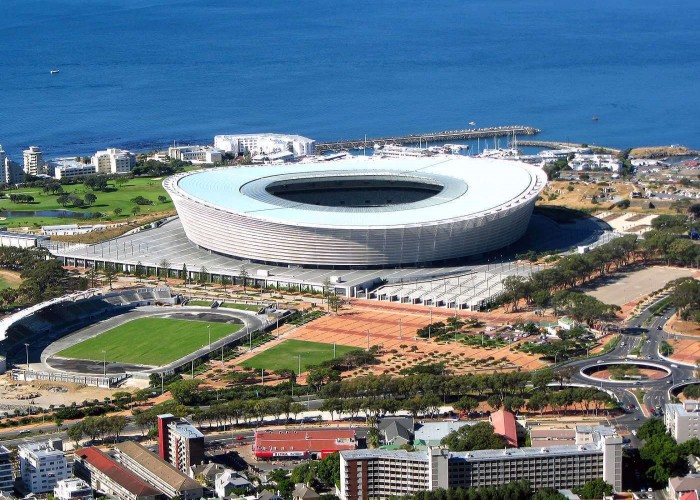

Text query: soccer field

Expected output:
[56,318,242,366]
[240,339,357,373]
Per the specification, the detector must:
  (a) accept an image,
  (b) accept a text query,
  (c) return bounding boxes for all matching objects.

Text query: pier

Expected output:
[514,140,621,154]
[314,125,540,153]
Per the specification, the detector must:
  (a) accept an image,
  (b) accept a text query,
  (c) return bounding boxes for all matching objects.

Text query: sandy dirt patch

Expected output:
[583,266,697,306]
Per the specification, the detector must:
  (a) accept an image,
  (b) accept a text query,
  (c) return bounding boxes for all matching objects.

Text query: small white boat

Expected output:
[468,121,476,126]
[50,69,60,74]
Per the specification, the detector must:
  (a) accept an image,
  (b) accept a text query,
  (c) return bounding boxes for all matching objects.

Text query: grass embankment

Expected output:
[0,177,174,228]
[57,318,241,366]
[240,339,357,373]
[0,270,22,290]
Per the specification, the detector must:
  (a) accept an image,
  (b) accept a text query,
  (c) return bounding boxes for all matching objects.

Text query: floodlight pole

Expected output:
[102,350,106,378]
[25,343,30,371]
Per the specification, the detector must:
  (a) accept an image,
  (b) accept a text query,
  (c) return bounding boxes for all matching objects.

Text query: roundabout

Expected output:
[580,360,672,385]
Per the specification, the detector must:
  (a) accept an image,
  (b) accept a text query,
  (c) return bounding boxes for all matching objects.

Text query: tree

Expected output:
[181,263,189,283]
[84,193,97,206]
[158,195,168,204]
[532,488,567,500]
[134,261,146,282]
[158,258,171,282]
[441,421,508,451]
[131,205,140,216]
[113,207,123,216]
[102,263,117,290]
[198,266,209,289]
[574,479,613,499]
[239,266,249,292]
[221,274,230,291]
[167,379,202,405]
[57,193,70,207]
[66,423,84,446]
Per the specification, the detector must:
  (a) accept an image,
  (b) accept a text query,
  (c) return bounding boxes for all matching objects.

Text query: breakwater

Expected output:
[314,125,540,153]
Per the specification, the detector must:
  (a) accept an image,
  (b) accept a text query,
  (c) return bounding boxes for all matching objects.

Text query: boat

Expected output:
[468,121,476,126]
[50,69,60,74]
[591,115,599,121]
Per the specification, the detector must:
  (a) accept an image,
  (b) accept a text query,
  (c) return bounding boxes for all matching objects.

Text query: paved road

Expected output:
[563,297,696,437]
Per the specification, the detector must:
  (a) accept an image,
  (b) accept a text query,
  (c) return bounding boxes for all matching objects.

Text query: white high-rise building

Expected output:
[23,145,45,176]
[3,157,25,184]
[214,133,315,158]
[18,441,71,493]
[666,400,700,443]
[92,148,136,174]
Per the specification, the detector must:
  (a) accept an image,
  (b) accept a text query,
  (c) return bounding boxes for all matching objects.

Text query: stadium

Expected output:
[163,157,548,268]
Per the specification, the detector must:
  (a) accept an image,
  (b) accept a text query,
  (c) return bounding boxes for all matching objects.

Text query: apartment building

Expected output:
[666,400,700,443]
[3,156,25,184]
[214,133,315,158]
[92,148,135,174]
[0,445,13,493]
[73,447,160,500]
[23,145,45,176]
[339,427,622,500]
[113,441,203,500]
[50,159,97,180]
[167,145,223,164]
[53,478,93,500]
[157,414,205,474]
[18,441,71,493]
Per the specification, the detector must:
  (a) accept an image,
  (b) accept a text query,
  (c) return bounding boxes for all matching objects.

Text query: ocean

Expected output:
[2,0,700,158]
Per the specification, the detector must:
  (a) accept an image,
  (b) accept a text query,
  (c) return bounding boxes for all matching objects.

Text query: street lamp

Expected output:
[24,343,30,371]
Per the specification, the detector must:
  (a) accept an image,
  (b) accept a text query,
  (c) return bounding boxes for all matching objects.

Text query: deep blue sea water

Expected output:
[2,0,700,159]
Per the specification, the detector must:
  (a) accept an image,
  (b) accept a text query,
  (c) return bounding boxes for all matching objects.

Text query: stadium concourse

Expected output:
[47,212,613,310]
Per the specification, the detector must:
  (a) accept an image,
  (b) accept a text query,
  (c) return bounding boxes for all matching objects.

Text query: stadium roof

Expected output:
[173,156,545,228]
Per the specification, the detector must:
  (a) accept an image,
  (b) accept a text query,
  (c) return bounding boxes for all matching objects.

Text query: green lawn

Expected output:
[240,339,357,373]
[0,177,174,228]
[56,317,241,366]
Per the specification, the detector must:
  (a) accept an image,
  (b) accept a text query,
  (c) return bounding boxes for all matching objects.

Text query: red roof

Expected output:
[74,447,160,497]
[489,410,518,447]
[681,492,699,500]
[253,428,356,458]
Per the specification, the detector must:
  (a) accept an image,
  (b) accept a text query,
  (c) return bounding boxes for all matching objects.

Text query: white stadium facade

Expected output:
[163,157,547,269]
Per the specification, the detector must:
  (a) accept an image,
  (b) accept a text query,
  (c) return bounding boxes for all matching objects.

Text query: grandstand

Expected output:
[0,288,175,367]
[369,262,540,310]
